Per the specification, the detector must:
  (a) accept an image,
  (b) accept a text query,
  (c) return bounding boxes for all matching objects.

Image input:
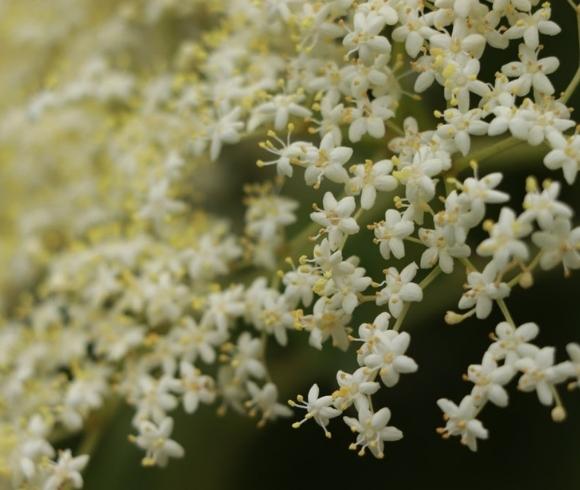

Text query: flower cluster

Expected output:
[0,0,579,487]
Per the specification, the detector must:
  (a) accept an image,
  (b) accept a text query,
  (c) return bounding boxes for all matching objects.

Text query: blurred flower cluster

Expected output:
[0,0,579,487]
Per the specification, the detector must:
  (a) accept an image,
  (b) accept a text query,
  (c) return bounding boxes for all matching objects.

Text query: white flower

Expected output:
[393,145,446,209]
[356,0,399,26]
[429,23,487,57]
[258,131,314,177]
[376,262,423,318]
[467,352,515,407]
[544,133,580,184]
[435,0,478,18]
[245,194,298,242]
[436,108,488,156]
[250,92,312,131]
[343,12,391,63]
[533,218,580,273]
[419,227,471,274]
[252,291,294,345]
[62,368,109,429]
[297,298,351,351]
[132,375,181,425]
[499,99,574,146]
[310,192,359,250]
[437,396,488,452]
[521,180,572,230]
[476,207,532,268]
[502,44,559,96]
[202,285,245,333]
[348,96,395,143]
[282,265,318,307]
[346,159,397,209]
[325,264,372,314]
[515,347,561,406]
[332,368,380,411]
[12,415,54,485]
[208,106,244,161]
[363,330,418,387]
[504,5,561,50]
[170,317,224,364]
[392,10,434,57]
[343,402,403,458]
[163,151,185,180]
[458,262,510,319]
[373,209,414,259]
[290,383,342,437]
[488,321,540,365]
[562,343,580,390]
[44,450,89,490]
[458,172,509,226]
[353,312,392,363]
[132,418,184,467]
[179,362,216,414]
[310,93,344,143]
[312,237,343,273]
[137,179,186,227]
[304,132,352,188]
[246,381,292,426]
[231,332,267,381]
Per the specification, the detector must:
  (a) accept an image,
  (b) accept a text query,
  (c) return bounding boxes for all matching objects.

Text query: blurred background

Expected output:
[1,1,579,489]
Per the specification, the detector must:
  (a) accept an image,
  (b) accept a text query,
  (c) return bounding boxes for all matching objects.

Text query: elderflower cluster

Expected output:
[0,0,579,487]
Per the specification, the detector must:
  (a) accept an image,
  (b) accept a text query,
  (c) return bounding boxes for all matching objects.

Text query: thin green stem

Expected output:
[419,266,442,289]
[77,397,119,457]
[386,120,405,136]
[563,68,580,103]
[393,266,442,331]
[393,303,411,331]
[451,137,524,176]
[496,298,515,326]
[405,236,424,245]
[562,1,580,103]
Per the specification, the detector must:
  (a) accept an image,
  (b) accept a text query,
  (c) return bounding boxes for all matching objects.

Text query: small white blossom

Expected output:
[376,263,423,318]
[488,321,540,364]
[363,330,418,387]
[179,362,216,414]
[332,368,380,411]
[544,133,580,185]
[476,208,532,268]
[467,352,515,407]
[532,218,580,273]
[437,396,488,451]
[346,159,398,209]
[348,96,395,143]
[521,180,572,230]
[343,12,391,63]
[515,347,561,406]
[373,209,414,260]
[246,381,292,426]
[502,44,559,96]
[304,132,352,188]
[343,402,403,458]
[311,192,360,250]
[290,383,342,437]
[131,418,184,467]
[44,451,89,490]
[458,262,510,319]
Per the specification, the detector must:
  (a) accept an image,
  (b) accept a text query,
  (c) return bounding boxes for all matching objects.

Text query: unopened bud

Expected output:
[551,405,567,422]
[445,311,464,325]
[519,271,534,289]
